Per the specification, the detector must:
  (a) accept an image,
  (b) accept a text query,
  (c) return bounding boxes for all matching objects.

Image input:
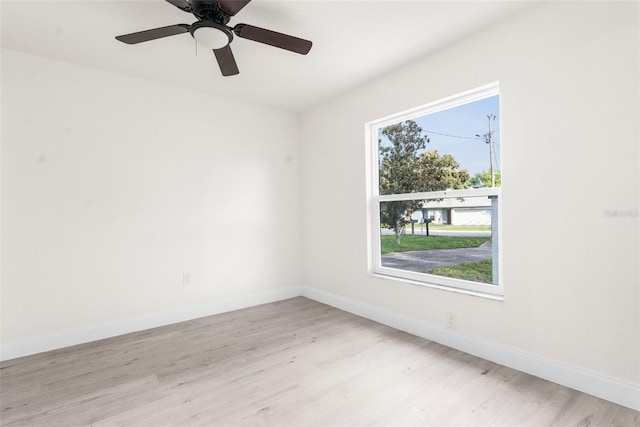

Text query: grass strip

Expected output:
[426,259,493,284]
[381,234,490,254]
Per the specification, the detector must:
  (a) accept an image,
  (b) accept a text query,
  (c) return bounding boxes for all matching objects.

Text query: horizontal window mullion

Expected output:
[379,187,500,202]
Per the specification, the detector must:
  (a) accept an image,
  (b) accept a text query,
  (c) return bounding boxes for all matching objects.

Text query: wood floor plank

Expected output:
[1,297,638,426]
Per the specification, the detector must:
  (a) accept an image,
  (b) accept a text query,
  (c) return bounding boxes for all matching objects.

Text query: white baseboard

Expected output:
[0,286,302,362]
[300,286,640,411]
[2,285,638,411]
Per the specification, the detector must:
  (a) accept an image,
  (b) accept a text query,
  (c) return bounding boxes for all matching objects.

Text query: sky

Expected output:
[381,95,500,177]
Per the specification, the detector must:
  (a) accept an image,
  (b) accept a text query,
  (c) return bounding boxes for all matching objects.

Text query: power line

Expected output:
[422,130,481,140]
[422,129,500,141]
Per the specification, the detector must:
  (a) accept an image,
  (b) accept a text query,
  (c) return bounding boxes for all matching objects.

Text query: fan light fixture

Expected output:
[191,22,232,49]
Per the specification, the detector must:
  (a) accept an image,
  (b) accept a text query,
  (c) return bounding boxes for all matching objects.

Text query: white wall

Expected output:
[300,1,639,386]
[1,49,301,344]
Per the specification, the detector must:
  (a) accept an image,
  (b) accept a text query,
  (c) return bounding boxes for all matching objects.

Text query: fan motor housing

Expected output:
[190,0,231,24]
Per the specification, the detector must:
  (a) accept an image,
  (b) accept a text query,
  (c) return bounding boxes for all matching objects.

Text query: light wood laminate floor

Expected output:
[1,297,638,426]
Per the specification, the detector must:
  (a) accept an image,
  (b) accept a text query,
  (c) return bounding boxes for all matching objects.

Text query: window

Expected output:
[366,83,503,298]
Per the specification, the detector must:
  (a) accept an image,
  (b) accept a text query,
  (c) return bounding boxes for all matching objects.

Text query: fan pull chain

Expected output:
[195,39,198,57]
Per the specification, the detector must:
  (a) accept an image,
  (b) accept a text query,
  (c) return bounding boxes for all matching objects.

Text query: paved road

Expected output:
[381,240,492,272]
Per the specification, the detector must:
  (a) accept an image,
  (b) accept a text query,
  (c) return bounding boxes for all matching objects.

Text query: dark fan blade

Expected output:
[233,24,312,55]
[116,24,190,44]
[218,0,252,16]
[165,0,192,12]
[213,45,240,76]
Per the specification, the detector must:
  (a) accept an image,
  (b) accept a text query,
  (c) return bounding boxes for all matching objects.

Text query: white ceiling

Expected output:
[1,0,534,112]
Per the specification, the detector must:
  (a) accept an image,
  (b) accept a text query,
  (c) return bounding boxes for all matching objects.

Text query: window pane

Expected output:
[377,95,500,196]
[379,195,498,286]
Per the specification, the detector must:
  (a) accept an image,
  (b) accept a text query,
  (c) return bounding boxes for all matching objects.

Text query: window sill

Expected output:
[370,272,505,301]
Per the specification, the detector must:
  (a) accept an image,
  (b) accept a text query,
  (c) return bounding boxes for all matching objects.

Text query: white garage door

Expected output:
[451,208,491,226]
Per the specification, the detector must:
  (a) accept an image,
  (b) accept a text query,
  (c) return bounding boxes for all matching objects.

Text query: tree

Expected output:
[379,120,470,243]
[471,170,501,188]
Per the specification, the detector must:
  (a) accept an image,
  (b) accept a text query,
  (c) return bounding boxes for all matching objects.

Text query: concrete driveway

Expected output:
[381,240,492,272]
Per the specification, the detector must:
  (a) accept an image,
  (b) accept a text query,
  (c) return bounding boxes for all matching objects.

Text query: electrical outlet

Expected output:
[183,273,191,287]
[446,312,457,330]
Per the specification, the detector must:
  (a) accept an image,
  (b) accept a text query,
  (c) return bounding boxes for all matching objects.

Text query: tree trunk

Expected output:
[395,221,403,245]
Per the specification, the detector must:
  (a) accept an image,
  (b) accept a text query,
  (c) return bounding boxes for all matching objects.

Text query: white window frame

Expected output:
[365,83,504,299]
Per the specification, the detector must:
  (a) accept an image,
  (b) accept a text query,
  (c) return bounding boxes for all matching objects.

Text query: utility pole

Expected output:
[487,114,496,187]
[475,114,497,187]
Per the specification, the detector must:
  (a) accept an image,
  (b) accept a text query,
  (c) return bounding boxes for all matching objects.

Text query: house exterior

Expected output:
[411,196,493,226]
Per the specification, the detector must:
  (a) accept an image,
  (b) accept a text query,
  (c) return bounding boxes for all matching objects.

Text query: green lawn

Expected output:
[427,259,493,284]
[380,234,490,254]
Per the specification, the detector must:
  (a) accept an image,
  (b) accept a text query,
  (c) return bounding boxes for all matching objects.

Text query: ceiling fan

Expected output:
[115,0,312,76]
